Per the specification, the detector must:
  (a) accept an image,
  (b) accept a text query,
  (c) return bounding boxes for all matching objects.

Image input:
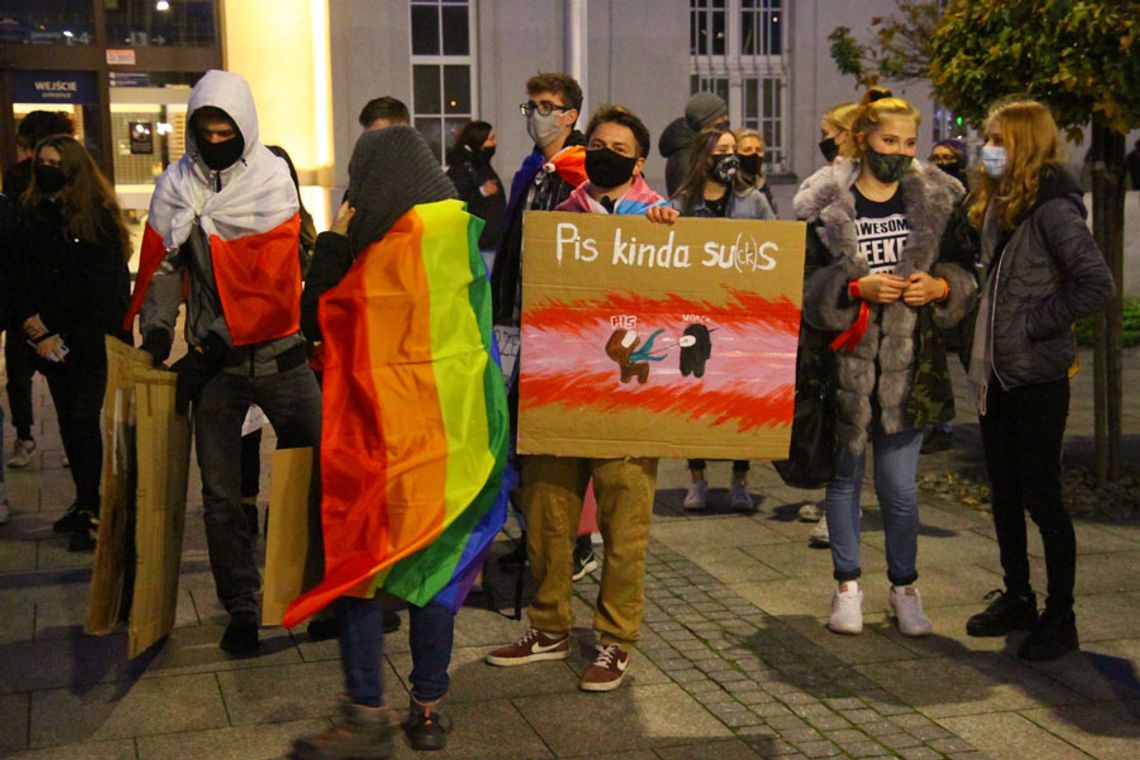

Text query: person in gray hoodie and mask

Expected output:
[658,91,729,196]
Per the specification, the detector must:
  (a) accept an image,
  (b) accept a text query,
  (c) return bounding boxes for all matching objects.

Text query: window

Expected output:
[410,0,475,163]
[690,0,789,173]
[105,0,217,47]
[0,0,94,44]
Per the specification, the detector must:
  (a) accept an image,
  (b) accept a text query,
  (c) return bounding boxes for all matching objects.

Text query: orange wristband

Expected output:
[936,277,950,302]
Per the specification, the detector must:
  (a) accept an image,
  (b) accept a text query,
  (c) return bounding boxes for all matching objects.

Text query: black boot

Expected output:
[53,502,85,534]
[966,589,1037,637]
[220,617,260,655]
[1018,608,1079,661]
[403,696,452,751]
[66,510,98,552]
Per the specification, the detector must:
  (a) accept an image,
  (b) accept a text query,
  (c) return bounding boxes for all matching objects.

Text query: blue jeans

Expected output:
[824,429,923,587]
[337,596,456,707]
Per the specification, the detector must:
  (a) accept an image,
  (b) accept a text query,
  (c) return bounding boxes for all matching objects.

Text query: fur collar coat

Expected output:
[794,158,976,455]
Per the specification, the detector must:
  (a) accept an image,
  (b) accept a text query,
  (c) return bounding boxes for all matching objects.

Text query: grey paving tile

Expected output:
[653,739,762,759]
[136,718,326,760]
[1020,700,1140,760]
[515,683,731,755]
[34,589,197,641]
[0,597,34,645]
[0,692,30,754]
[777,614,918,665]
[1022,638,1140,701]
[0,634,130,694]
[391,644,579,704]
[132,623,303,680]
[216,659,387,726]
[29,673,227,746]
[856,653,1088,718]
[407,699,553,759]
[3,739,136,760]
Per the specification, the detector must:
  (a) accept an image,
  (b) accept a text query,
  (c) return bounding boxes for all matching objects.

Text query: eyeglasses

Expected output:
[519,100,573,117]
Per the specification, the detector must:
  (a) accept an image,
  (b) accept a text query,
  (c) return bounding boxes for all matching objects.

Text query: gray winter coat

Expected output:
[794,158,975,455]
[979,166,1114,389]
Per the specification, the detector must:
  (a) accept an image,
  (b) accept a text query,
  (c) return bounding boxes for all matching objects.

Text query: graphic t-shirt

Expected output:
[854,186,909,274]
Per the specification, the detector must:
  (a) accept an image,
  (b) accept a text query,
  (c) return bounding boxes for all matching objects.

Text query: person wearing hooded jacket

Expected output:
[445,120,506,256]
[291,125,477,760]
[793,90,976,639]
[658,91,730,197]
[130,70,322,656]
[962,99,1113,661]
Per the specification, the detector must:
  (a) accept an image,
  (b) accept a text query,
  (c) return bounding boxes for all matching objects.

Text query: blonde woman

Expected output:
[964,99,1112,660]
[734,128,777,215]
[793,89,975,637]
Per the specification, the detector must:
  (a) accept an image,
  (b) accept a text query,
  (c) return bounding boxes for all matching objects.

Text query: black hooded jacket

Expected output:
[446,145,506,250]
[979,165,1114,388]
[658,117,696,197]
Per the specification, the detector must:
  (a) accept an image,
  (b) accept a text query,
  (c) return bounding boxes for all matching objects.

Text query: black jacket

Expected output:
[658,116,696,198]
[981,166,1114,388]
[490,130,586,326]
[446,147,506,250]
[14,200,131,365]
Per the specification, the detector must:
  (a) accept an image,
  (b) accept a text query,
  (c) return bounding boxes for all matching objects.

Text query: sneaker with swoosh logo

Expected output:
[485,628,570,666]
[579,643,630,692]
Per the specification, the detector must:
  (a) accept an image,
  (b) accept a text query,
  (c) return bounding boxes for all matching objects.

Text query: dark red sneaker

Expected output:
[485,628,569,666]
[579,643,630,692]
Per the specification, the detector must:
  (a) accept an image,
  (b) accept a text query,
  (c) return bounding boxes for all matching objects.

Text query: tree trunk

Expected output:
[1089,120,1126,483]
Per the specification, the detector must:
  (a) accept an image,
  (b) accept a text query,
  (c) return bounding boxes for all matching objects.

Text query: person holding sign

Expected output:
[486,105,665,693]
[792,89,976,638]
[647,126,775,512]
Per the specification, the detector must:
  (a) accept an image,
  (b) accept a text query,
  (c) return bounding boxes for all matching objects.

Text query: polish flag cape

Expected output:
[123,70,301,345]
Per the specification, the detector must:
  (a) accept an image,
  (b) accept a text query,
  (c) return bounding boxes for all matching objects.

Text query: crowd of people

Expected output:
[0,66,1114,759]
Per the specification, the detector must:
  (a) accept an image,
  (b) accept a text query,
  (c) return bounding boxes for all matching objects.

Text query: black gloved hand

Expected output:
[139,329,173,366]
[170,332,227,414]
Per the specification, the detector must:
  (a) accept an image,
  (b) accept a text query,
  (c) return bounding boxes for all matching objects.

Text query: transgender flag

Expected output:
[284,199,508,625]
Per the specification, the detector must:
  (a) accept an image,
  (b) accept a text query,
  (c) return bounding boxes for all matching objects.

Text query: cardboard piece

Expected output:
[261,447,323,626]
[518,211,807,460]
[86,338,192,658]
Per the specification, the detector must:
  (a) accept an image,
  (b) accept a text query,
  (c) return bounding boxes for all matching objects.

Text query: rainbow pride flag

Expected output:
[283,199,508,626]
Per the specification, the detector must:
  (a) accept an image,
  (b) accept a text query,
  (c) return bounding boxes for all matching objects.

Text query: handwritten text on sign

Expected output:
[518,211,808,460]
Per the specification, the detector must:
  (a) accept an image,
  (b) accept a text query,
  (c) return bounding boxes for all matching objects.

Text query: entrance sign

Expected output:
[13,70,98,105]
[518,211,807,460]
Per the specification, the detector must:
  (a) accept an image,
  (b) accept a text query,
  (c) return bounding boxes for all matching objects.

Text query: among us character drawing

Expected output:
[605,327,665,384]
[678,324,712,378]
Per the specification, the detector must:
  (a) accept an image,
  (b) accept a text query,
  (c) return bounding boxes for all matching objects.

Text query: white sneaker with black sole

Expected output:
[828,581,863,635]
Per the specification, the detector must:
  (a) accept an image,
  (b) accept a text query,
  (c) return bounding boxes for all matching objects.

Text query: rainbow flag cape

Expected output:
[283,199,508,626]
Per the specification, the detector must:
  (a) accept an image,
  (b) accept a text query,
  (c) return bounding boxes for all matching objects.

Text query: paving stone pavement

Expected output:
[0,349,1137,759]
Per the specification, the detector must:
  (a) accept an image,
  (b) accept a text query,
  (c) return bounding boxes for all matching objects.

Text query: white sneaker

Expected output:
[890,585,933,637]
[729,481,755,512]
[0,499,9,525]
[683,479,708,511]
[8,438,35,469]
[809,515,830,547]
[798,503,823,522]
[829,581,863,634]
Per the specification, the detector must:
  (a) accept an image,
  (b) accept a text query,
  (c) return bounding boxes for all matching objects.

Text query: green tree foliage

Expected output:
[827,1,941,88]
[929,0,1140,139]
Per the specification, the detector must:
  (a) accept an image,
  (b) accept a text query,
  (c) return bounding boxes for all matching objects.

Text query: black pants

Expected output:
[979,377,1074,615]
[240,428,262,500]
[5,333,36,439]
[687,459,750,474]
[44,359,106,511]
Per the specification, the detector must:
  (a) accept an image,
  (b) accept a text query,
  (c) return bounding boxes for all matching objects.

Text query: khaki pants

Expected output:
[521,455,658,647]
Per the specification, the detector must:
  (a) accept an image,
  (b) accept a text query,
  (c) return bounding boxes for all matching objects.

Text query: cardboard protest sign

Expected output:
[261,447,324,626]
[87,338,191,658]
[518,211,806,460]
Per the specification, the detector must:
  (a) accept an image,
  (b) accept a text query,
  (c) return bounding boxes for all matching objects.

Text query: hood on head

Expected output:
[346,125,457,255]
[658,117,695,158]
[185,70,259,160]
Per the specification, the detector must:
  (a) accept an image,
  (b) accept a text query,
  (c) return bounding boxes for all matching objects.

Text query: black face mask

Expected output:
[933,158,966,183]
[709,153,739,185]
[819,136,839,163]
[34,163,68,194]
[585,147,638,190]
[736,153,762,175]
[198,134,245,172]
[481,145,496,161]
